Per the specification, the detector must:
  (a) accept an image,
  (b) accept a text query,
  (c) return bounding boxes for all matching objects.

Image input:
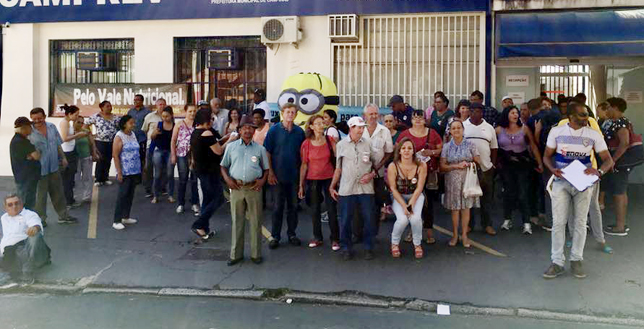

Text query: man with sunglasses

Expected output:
[542,103,613,280]
[1,194,51,282]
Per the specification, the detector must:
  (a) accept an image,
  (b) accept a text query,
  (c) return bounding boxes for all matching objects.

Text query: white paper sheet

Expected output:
[561,160,599,192]
[437,304,451,315]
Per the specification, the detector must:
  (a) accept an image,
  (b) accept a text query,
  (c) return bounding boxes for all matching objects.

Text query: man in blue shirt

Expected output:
[264,103,306,249]
[388,95,413,130]
[28,108,77,226]
[126,94,150,170]
[221,115,269,265]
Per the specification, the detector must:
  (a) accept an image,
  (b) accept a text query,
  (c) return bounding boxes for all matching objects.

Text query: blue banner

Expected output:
[0,0,487,24]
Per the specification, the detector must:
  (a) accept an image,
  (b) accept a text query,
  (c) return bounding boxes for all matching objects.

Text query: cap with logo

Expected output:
[347,116,368,128]
[197,100,209,106]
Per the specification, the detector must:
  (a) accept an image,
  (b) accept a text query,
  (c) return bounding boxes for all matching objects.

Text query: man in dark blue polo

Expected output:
[388,95,414,130]
[264,103,305,249]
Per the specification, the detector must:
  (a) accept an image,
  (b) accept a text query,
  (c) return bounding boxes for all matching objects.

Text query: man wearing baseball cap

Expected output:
[10,117,41,210]
[501,96,514,111]
[329,116,378,261]
[253,89,271,121]
[388,95,414,130]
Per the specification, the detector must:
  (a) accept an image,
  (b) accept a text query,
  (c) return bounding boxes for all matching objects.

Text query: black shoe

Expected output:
[251,257,263,264]
[227,258,243,266]
[352,236,363,244]
[289,236,302,246]
[364,250,375,260]
[342,251,353,261]
[269,240,279,249]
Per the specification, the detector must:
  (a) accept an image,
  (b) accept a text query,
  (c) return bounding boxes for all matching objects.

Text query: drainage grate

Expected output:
[179,247,229,261]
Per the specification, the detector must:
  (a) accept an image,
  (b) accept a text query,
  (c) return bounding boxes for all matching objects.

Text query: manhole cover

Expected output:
[180,247,229,261]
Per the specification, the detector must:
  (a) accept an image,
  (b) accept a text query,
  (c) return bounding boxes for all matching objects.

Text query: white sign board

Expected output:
[507,92,525,105]
[624,91,643,104]
[506,75,530,87]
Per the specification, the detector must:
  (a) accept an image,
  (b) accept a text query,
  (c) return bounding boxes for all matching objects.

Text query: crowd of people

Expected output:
[3,87,640,281]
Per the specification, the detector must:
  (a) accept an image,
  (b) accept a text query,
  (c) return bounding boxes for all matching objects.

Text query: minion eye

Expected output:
[298,90,324,115]
[278,91,298,108]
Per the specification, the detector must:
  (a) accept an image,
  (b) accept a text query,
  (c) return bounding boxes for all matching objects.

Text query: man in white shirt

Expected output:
[210,98,229,136]
[464,102,498,236]
[1,194,51,281]
[253,89,271,121]
[362,103,394,227]
[141,98,167,197]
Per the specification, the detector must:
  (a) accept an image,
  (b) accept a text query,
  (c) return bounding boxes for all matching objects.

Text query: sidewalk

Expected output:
[0,177,642,319]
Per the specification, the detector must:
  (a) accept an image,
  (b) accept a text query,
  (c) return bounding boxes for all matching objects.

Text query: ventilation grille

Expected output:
[263,19,285,41]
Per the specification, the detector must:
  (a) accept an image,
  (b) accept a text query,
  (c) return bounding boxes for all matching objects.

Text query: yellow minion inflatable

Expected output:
[278,73,339,126]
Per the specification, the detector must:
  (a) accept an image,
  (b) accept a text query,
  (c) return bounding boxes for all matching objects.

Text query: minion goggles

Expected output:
[278,89,340,115]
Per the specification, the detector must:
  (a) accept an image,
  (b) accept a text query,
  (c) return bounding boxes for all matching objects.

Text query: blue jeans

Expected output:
[192,173,224,232]
[339,194,376,252]
[271,182,299,241]
[176,156,198,207]
[152,149,175,198]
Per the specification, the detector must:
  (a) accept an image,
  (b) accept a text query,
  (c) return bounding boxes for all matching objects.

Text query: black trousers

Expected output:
[95,141,113,183]
[1,233,51,276]
[271,182,299,241]
[306,179,339,242]
[113,174,140,223]
[61,151,78,205]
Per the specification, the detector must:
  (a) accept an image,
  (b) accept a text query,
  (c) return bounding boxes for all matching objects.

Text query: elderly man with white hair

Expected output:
[1,194,51,282]
[210,98,229,136]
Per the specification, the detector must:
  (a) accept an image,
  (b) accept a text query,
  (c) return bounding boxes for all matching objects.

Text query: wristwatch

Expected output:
[598,169,605,176]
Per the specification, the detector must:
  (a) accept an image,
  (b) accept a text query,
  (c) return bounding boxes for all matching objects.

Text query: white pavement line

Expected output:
[283,292,390,308]
[87,184,99,239]
[159,288,264,299]
[83,287,160,295]
[433,225,507,257]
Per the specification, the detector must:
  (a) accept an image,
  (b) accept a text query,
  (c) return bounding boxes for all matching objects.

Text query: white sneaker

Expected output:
[522,223,533,235]
[94,182,104,187]
[191,204,200,213]
[112,223,125,230]
[501,220,512,231]
[104,181,113,186]
[122,218,138,225]
[176,205,184,214]
[151,197,158,204]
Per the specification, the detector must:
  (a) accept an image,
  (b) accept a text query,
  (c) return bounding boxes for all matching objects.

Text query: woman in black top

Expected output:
[151,106,176,204]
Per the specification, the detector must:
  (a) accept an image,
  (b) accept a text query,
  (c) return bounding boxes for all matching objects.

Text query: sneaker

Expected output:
[151,197,158,204]
[522,223,533,235]
[543,263,565,279]
[331,241,341,251]
[570,261,587,279]
[607,224,630,232]
[269,239,279,249]
[604,227,628,237]
[104,180,113,186]
[176,205,185,214]
[162,191,169,196]
[541,224,552,232]
[167,196,176,203]
[501,220,512,231]
[289,236,302,246]
[145,192,153,198]
[82,197,92,203]
[121,218,138,225]
[308,240,323,248]
[94,182,104,187]
[112,223,125,230]
[69,201,82,209]
[58,216,78,224]
[191,204,200,217]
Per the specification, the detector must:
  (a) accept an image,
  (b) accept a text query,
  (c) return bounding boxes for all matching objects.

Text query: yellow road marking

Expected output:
[433,225,507,257]
[87,184,99,239]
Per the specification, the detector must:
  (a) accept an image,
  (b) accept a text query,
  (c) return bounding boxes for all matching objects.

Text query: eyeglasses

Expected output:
[575,112,589,118]
[5,201,21,207]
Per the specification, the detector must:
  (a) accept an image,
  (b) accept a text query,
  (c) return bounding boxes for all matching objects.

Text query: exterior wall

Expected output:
[0,16,332,176]
[494,67,539,109]
[493,0,644,11]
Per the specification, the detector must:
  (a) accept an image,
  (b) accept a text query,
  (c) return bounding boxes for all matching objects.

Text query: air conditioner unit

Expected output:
[76,51,121,71]
[261,16,301,46]
[329,14,359,42]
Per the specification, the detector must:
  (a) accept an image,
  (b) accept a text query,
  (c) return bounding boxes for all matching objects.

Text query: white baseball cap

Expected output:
[347,116,368,127]
[502,96,513,102]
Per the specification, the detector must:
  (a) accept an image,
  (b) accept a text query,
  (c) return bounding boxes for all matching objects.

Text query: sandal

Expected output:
[462,239,471,248]
[425,237,436,245]
[414,245,423,259]
[191,228,208,239]
[391,244,401,258]
[448,238,458,247]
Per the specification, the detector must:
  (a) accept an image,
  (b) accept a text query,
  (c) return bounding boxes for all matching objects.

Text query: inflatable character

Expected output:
[278,73,339,126]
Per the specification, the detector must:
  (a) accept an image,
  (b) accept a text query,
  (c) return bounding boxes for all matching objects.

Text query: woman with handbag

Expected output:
[603,97,642,237]
[440,120,482,248]
[495,106,543,235]
[171,104,200,216]
[388,138,427,258]
[397,109,442,244]
[298,115,340,251]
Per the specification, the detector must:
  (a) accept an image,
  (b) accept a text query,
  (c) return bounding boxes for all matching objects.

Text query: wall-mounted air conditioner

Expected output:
[261,16,302,48]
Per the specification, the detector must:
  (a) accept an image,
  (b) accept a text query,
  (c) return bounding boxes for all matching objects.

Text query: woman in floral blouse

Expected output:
[85,101,120,186]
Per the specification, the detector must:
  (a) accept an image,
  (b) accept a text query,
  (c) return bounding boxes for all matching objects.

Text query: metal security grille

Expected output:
[51,39,134,84]
[333,13,486,111]
[174,37,266,113]
[539,65,594,108]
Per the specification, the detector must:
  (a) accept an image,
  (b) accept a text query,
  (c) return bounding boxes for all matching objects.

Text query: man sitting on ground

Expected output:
[0,194,51,282]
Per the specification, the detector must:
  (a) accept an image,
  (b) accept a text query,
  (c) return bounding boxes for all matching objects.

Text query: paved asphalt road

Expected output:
[0,293,634,329]
[0,177,643,321]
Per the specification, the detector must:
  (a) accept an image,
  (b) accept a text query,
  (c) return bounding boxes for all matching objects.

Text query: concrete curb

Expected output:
[1,282,643,327]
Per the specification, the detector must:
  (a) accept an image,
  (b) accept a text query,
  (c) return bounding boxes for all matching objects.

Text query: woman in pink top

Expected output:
[298,115,340,251]
[252,108,270,145]
[170,104,200,216]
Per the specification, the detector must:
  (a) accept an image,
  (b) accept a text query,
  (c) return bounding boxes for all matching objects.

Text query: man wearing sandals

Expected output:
[330,116,379,261]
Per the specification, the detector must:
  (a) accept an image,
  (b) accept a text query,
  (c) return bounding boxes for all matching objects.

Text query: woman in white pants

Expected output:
[388,138,427,259]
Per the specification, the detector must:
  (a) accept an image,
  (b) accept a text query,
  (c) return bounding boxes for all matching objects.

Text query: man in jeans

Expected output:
[141,98,166,197]
[126,94,151,193]
[221,115,269,266]
[264,103,306,249]
[542,103,613,279]
[330,116,378,261]
[28,108,77,226]
[464,102,498,236]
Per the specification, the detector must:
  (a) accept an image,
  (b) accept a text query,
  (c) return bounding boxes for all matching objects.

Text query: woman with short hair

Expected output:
[150,106,176,204]
[112,115,141,230]
[85,101,120,186]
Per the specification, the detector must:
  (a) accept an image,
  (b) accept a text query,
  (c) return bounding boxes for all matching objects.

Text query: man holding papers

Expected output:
[542,103,613,280]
